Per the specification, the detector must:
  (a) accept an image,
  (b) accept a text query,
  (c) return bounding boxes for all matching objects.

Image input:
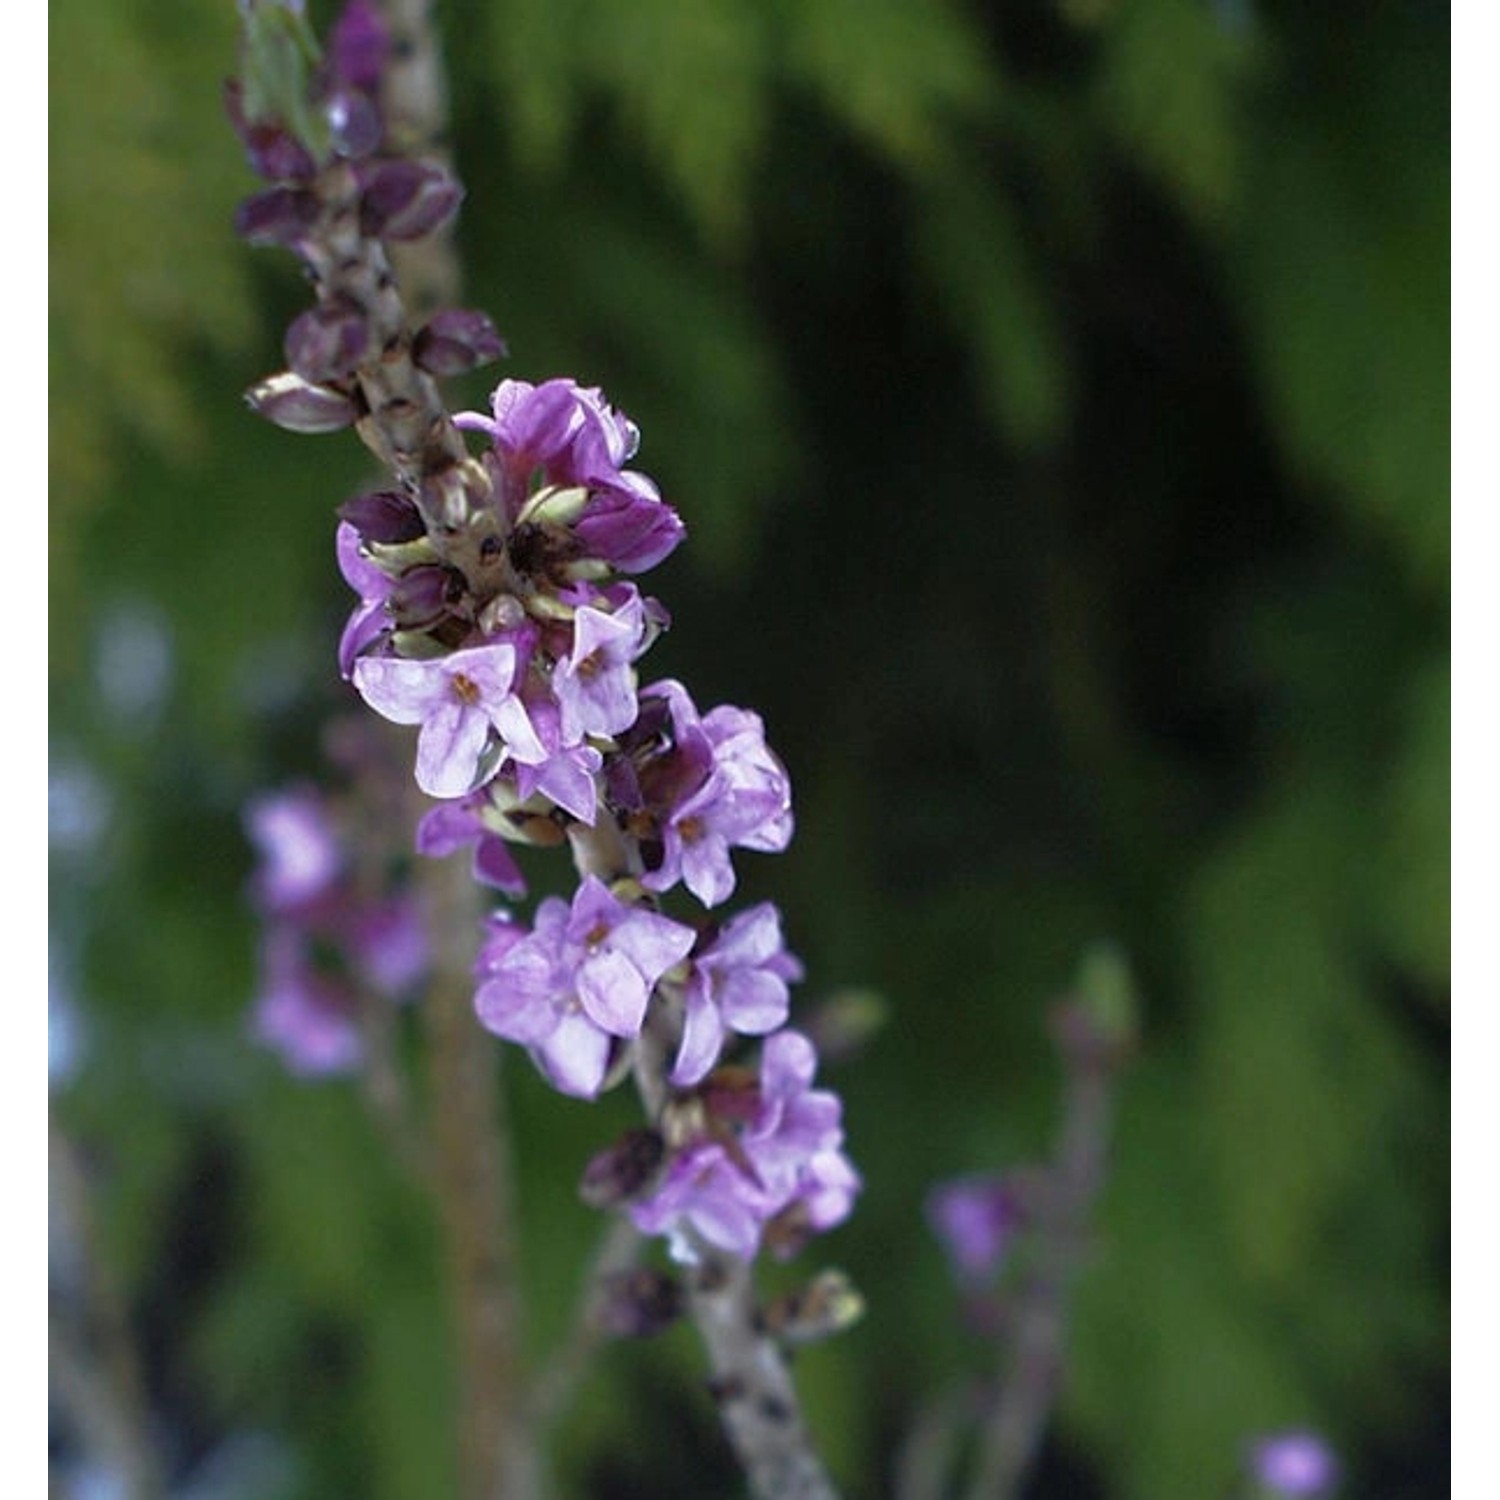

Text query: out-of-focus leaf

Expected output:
[912,167,1072,449]
[1367,654,1451,992]
[779,0,999,170]
[1093,0,1253,231]
[1235,11,1449,592]
[50,0,257,544]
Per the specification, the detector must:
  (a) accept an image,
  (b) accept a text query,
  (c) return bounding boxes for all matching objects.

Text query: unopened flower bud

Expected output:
[336,489,425,545]
[285,300,370,383]
[760,1270,865,1347]
[326,87,382,159]
[388,564,463,630]
[224,77,318,182]
[234,185,319,247]
[1049,943,1138,1073]
[580,1128,666,1208]
[597,1268,684,1339]
[357,159,463,242]
[245,372,358,433]
[413,309,508,376]
[800,987,889,1065]
[327,0,389,96]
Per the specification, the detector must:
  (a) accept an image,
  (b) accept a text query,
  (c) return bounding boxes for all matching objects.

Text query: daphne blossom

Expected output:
[475,876,696,1098]
[353,639,545,797]
[630,1030,859,1262]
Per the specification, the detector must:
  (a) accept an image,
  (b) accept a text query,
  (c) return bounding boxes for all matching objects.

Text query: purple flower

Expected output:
[926,1174,1024,1285]
[456,378,634,500]
[1247,1432,1341,1497]
[574,481,686,574]
[668,903,802,1087]
[454,378,684,568]
[474,877,696,1098]
[636,681,794,908]
[244,787,342,914]
[250,929,363,1077]
[507,691,604,824]
[552,588,649,743]
[336,520,395,676]
[352,639,545,797]
[340,895,429,997]
[630,1029,859,1262]
[415,795,528,895]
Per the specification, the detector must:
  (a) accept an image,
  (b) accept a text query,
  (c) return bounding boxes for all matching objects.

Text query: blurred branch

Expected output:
[49,1119,167,1500]
[963,968,1132,1500]
[497,1213,646,1500]
[420,851,527,1500]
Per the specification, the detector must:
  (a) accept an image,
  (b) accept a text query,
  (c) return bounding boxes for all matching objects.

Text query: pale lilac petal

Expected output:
[491,693,547,764]
[521,745,601,824]
[414,802,476,857]
[338,599,389,677]
[535,1011,612,1098]
[681,833,735,908]
[474,951,557,1045]
[671,987,726,1087]
[576,948,650,1037]
[414,698,489,797]
[352,655,447,725]
[715,967,789,1034]
[605,909,697,987]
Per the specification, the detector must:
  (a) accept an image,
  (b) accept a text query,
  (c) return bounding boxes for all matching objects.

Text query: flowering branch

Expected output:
[228,4,861,1495]
[916,948,1136,1500]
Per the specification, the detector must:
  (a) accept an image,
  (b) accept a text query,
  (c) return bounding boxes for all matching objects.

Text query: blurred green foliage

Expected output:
[50,1,1448,1497]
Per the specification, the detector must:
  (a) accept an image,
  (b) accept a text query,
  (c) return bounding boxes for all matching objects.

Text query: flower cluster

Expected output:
[244,783,427,1076]
[230,0,856,1268]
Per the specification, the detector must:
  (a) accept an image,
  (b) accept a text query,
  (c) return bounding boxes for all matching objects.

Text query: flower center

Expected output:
[450,671,482,705]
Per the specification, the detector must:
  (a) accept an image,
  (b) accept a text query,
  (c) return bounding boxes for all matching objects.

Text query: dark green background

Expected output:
[50,1,1449,1496]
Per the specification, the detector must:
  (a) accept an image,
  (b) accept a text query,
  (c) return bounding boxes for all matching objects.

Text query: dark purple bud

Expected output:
[596,1269,684,1339]
[224,79,318,182]
[337,489,426,544]
[284,300,371,383]
[575,488,687,573]
[412,309,509,377]
[357,159,463,241]
[234,186,320,247]
[326,88,382,159]
[388,564,463,629]
[328,0,391,95]
[579,1129,666,1209]
[245,372,359,434]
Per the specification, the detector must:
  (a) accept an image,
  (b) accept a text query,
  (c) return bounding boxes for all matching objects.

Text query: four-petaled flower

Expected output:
[353,640,544,797]
[638,680,794,908]
[630,1030,860,1262]
[552,588,648,743]
[475,876,696,1098]
[668,903,802,1087]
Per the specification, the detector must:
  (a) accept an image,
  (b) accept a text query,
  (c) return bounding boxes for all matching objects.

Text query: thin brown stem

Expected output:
[964,1041,1118,1500]
[496,1213,646,1500]
[420,850,526,1500]
[49,1119,167,1500]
